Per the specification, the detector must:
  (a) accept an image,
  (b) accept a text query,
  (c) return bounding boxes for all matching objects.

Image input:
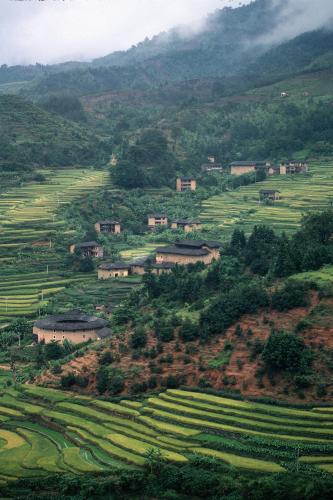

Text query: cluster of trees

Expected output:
[111,129,179,189]
[229,210,333,277]
[3,454,333,499]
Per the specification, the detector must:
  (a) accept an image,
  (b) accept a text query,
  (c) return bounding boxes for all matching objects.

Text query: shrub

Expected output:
[179,319,200,342]
[99,350,114,365]
[109,374,125,395]
[148,376,157,389]
[45,341,63,360]
[131,327,147,349]
[131,382,148,394]
[61,372,76,388]
[271,281,309,312]
[262,331,313,374]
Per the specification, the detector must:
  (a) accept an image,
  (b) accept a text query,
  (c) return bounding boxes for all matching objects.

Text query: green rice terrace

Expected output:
[0,169,108,327]
[200,160,333,239]
[1,386,333,484]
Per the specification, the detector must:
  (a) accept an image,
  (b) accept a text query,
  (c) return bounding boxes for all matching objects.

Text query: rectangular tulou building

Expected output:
[171,219,203,233]
[70,241,104,258]
[176,177,197,192]
[148,214,168,230]
[95,220,121,234]
[156,240,221,266]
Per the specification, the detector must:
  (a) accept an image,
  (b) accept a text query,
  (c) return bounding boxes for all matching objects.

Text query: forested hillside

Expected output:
[0,95,111,171]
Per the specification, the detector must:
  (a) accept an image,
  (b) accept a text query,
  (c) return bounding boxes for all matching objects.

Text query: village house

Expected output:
[69,241,104,258]
[201,156,223,172]
[130,258,148,276]
[98,262,130,279]
[98,258,174,279]
[279,160,308,175]
[156,240,221,266]
[33,311,111,344]
[176,177,197,192]
[201,163,224,173]
[171,219,203,233]
[259,189,281,201]
[148,214,168,230]
[229,161,272,176]
[95,220,121,234]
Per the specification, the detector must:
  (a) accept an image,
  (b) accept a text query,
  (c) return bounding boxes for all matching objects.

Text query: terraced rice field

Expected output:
[0,169,107,257]
[120,242,164,260]
[200,161,333,238]
[1,386,333,483]
[0,169,108,326]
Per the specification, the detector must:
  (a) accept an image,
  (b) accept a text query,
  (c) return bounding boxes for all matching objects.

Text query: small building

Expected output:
[201,157,223,172]
[130,258,149,276]
[176,177,197,192]
[279,161,308,175]
[156,240,221,266]
[171,219,203,233]
[148,214,168,230]
[69,241,104,258]
[229,161,271,176]
[98,262,130,280]
[95,220,121,234]
[259,189,281,201]
[201,163,224,173]
[33,311,111,344]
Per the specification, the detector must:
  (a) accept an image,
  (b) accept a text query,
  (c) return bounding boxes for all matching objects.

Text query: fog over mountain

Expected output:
[1,0,332,67]
[257,0,333,45]
[0,0,239,65]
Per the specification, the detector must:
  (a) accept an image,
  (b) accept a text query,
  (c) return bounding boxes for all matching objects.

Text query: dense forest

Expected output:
[0,95,111,170]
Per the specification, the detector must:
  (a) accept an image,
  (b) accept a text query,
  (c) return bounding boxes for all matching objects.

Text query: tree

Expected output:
[230,229,246,253]
[9,317,32,346]
[271,280,309,312]
[302,210,333,245]
[44,340,63,360]
[130,327,147,349]
[179,319,200,342]
[273,233,295,277]
[262,331,312,374]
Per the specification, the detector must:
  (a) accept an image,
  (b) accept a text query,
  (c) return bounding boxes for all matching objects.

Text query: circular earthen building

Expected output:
[33,310,111,344]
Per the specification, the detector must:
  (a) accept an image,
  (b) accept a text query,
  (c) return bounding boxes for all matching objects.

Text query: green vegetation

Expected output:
[0,168,107,326]
[0,95,110,170]
[201,162,333,239]
[0,385,333,491]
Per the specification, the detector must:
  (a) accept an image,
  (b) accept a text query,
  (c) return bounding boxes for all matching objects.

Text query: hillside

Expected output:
[37,287,333,403]
[31,211,333,404]
[0,95,111,171]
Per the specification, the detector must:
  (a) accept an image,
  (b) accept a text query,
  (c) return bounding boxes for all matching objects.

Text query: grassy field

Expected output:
[200,161,333,239]
[1,386,333,483]
[0,169,108,326]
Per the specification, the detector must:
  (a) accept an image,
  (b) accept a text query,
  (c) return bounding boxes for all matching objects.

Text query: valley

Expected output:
[0,0,333,497]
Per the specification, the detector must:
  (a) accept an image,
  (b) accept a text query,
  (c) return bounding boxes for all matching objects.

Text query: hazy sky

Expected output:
[0,0,244,66]
[1,0,332,67]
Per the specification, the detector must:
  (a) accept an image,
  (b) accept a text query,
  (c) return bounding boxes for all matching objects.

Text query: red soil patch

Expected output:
[36,294,333,403]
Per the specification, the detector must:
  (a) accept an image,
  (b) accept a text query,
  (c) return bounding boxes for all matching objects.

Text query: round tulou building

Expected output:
[33,310,111,344]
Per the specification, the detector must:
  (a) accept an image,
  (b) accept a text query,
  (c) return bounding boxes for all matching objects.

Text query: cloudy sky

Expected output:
[0,0,243,66]
[1,0,332,66]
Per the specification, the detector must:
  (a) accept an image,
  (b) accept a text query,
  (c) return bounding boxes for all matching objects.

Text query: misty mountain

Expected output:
[0,0,332,102]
